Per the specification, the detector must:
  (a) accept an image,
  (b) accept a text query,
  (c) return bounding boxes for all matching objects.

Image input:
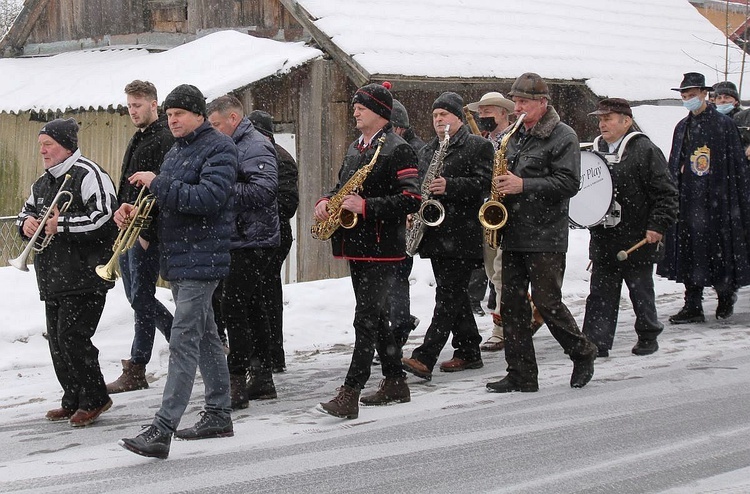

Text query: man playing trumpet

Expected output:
[16,118,118,426]
[582,98,678,357]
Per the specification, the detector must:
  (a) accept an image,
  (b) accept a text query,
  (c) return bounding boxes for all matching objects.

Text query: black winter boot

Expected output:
[230,373,249,410]
[247,372,277,400]
[119,425,172,459]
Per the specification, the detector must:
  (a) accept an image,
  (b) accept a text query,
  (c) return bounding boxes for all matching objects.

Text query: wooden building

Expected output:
[1,0,743,281]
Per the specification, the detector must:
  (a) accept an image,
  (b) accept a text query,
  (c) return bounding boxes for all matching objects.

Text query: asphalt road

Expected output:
[1,344,748,494]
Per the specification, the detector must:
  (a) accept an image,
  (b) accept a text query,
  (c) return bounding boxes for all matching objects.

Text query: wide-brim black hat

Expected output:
[671,72,713,92]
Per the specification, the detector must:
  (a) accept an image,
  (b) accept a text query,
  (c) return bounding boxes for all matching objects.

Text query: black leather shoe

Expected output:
[669,307,705,324]
[716,295,737,320]
[175,411,233,440]
[632,339,659,356]
[486,375,538,393]
[120,425,172,459]
[570,355,595,388]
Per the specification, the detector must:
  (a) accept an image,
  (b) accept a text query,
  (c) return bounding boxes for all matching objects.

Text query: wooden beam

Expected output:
[278,0,370,87]
[0,0,52,57]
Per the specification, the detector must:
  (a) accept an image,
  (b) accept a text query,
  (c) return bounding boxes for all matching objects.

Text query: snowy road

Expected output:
[1,326,748,493]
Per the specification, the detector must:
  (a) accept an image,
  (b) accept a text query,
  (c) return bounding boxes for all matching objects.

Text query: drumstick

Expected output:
[616,238,649,261]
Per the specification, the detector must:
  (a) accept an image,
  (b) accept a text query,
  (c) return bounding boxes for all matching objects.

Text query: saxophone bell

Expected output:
[339,209,358,229]
[419,199,445,227]
[478,200,508,230]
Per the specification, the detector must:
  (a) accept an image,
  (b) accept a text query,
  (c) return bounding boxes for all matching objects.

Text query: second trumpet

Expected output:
[95,187,155,281]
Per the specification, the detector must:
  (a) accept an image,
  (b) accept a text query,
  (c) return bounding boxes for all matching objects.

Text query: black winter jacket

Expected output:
[18,150,118,300]
[274,142,299,222]
[417,124,493,259]
[326,125,421,260]
[117,116,174,244]
[501,106,580,253]
[588,131,678,265]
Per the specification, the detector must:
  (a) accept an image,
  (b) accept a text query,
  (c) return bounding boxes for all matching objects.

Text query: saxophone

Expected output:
[405,124,451,256]
[479,113,525,249]
[311,135,387,241]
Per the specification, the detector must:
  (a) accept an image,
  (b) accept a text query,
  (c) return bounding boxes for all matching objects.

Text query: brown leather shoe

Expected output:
[46,407,76,421]
[69,398,113,427]
[480,337,504,352]
[401,357,432,381]
[439,357,483,372]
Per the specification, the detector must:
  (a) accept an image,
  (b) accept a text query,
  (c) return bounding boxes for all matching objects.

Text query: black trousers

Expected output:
[388,255,414,341]
[411,257,483,370]
[344,261,404,390]
[223,247,274,376]
[45,291,109,411]
[468,267,488,306]
[261,221,294,369]
[501,251,596,384]
[583,261,663,352]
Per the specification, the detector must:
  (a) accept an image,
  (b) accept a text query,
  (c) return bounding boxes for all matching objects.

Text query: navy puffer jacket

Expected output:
[230,117,279,250]
[150,121,238,281]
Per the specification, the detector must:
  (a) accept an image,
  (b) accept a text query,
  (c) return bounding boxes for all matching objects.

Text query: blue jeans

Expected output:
[119,241,173,365]
[153,279,231,433]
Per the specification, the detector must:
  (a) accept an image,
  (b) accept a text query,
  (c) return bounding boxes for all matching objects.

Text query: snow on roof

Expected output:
[295,0,748,102]
[0,30,322,114]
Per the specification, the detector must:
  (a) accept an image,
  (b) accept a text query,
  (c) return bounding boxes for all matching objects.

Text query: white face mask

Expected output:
[716,103,735,115]
[683,96,703,112]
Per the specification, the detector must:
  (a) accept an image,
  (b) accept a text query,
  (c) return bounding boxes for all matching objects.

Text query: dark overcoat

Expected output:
[416,124,493,260]
[589,131,678,265]
[326,125,421,261]
[656,105,750,288]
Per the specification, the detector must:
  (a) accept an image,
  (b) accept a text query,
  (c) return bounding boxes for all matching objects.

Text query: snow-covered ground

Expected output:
[1,229,749,492]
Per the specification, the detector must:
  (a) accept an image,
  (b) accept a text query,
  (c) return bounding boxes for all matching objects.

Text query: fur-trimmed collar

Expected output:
[526,105,561,139]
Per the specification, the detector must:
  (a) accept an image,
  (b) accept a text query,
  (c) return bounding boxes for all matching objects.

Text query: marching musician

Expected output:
[487,73,597,393]
[387,99,424,350]
[465,91,515,352]
[315,82,420,419]
[581,98,678,358]
[248,109,300,374]
[106,80,174,395]
[207,95,280,409]
[401,91,493,382]
[17,118,117,426]
[657,73,750,323]
[120,84,237,459]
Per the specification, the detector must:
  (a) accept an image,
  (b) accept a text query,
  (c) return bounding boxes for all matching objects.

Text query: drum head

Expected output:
[569,151,613,228]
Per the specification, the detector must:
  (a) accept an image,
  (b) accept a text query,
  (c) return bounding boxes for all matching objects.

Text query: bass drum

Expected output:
[569,151,614,228]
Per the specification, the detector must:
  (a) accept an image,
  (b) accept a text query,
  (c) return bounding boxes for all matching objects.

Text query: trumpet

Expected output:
[95,187,156,281]
[9,174,74,271]
[479,113,526,249]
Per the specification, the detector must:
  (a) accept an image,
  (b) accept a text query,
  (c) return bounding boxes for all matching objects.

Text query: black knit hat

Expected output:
[713,81,740,102]
[432,91,464,119]
[352,82,393,120]
[39,118,79,152]
[391,99,410,128]
[163,84,207,117]
[248,110,274,137]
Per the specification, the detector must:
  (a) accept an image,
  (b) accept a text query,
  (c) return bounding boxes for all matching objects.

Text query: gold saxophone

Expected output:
[405,124,451,256]
[311,135,387,241]
[479,113,526,249]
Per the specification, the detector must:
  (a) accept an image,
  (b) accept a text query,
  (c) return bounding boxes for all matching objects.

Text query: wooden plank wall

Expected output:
[25,0,303,44]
